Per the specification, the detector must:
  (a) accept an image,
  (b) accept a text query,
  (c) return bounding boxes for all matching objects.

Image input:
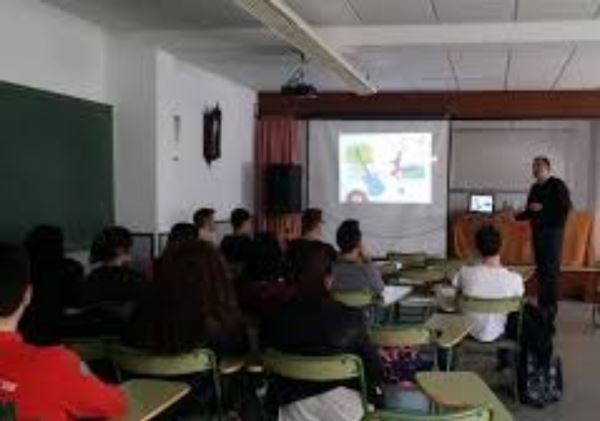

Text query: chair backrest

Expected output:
[363,406,491,421]
[110,345,216,377]
[458,295,523,315]
[333,289,375,308]
[370,325,435,348]
[263,350,369,411]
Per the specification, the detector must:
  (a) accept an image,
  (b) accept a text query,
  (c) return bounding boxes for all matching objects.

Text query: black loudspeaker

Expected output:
[266,164,302,214]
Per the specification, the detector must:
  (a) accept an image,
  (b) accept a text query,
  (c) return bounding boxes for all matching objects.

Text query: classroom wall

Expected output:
[450,120,593,213]
[0,0,106,102]
[106,37,158,232]
[155,51,256,231]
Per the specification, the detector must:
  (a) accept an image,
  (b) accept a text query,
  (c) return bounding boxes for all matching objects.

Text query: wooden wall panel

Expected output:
[258,91,600,119]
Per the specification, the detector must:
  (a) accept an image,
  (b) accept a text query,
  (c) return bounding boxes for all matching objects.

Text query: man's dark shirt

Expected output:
[220,234,253,264]
[517,176,572,230]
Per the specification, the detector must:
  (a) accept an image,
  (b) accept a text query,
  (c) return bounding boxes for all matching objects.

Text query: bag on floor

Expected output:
[379,347,434,385]
[518,352,563,407]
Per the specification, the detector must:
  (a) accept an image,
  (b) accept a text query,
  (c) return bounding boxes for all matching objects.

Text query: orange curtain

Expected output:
[255,117,301,242]
[452,211,596,266]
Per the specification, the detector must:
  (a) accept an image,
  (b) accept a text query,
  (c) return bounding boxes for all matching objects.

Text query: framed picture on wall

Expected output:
[203,104,221,165]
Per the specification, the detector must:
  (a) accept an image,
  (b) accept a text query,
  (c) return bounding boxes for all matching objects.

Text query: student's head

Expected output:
[24,225,64,263]
[294,242,335,301]
[193,208,216,242]
[245,231,285,283]
[90,226,133,266]
[166,223,197,252]
[532,156,551,182]
[0,244,32,327]
[336,219,362,255]
[143,241,240,353]
[475,225,502,259]
[301,208,324,238]
[230,208,253,236]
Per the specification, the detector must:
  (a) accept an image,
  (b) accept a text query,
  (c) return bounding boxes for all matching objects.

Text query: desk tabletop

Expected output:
[380,286,413,307]
[113,379,190,421]
[416,372,513,421]
[425,313,474,348]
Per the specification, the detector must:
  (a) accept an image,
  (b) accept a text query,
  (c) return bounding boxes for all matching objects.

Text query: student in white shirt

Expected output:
[453,225,524,342]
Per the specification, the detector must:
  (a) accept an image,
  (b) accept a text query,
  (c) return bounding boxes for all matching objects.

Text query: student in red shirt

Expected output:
[0,243,126,420]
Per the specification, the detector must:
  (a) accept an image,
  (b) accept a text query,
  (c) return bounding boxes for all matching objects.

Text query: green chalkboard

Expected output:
[0,81,113,249]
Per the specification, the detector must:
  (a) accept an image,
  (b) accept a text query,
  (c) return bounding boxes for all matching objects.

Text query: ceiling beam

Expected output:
[137,20,600,54]
[318,20,600,49]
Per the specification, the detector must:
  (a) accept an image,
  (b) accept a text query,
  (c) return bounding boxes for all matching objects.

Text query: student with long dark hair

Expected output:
[261,242,383,420]
[20,225,83,345]
[125,240,246,356]
[164,222,197,254]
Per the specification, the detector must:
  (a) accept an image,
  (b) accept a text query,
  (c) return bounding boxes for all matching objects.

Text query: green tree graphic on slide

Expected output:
[346,143,385,196]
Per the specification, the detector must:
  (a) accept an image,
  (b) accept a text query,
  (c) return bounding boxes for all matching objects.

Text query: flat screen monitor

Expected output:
[469,194,494,214]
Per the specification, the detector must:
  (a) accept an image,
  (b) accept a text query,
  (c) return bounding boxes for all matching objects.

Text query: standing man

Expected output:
[517,156,572,332]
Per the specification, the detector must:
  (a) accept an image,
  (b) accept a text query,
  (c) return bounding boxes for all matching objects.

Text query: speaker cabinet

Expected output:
[265,164,302,214]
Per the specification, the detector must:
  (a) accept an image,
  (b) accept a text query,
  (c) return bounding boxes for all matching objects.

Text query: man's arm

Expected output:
[515,186,535,221]
[56,349,126,419]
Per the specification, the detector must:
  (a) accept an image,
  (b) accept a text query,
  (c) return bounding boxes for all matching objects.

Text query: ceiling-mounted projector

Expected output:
[280,81,318,97]
[280,54,318,98]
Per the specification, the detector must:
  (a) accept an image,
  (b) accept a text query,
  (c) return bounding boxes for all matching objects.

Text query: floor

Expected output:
[464,301,600,421]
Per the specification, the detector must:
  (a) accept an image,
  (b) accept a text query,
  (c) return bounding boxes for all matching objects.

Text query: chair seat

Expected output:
[220,358,245,375]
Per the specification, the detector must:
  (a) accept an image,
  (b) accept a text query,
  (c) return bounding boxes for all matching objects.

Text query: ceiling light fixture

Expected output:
[234,0,377,95]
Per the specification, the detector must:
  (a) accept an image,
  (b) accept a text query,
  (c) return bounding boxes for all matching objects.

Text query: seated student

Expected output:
[0,244,125,419]
[453,225,524,342]
[261,242,384,420]
[245,231,287,284]
[287,208,336,274]
[78,226,146,336]
[20,225,84,345]
[125,240,246,356]
[237,232,294,320]
[220,208,254,266]
[332,220,385,295]
[164,222,198,253]
[193,207,217,243]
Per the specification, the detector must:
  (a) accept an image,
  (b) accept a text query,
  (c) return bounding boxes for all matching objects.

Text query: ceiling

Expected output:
[42,0,600,92]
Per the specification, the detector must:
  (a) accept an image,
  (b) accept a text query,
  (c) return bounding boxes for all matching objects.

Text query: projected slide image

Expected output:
[339,132,433,204]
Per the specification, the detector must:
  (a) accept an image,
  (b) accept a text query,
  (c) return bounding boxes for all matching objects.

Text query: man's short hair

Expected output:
[336,219,362,254]
[230,208,252,231]
[475,225,502,258]
[0,244,29,317]
[534,156,551,168]
[193,208,215,228]
[302,208,323,235]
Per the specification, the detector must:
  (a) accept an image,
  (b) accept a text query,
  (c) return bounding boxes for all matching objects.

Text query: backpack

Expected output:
[379,347,434,385]
[519,351,563,407]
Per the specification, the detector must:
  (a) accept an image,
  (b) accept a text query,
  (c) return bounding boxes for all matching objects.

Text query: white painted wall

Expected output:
[156,51,256,231]
[450,120,593,212]
[106,37,158,232]
[0,0,107,102]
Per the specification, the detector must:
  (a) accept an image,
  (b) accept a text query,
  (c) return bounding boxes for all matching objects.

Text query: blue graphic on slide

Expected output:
[339,133,433,204]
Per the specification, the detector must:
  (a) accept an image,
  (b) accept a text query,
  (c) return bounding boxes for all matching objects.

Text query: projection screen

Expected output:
[308,120,449,256]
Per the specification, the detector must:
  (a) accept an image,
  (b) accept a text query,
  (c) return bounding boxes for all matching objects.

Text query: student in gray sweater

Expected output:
[332,220,385,295]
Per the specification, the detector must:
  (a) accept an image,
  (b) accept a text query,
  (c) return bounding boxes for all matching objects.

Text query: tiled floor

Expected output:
[462,301,600,421]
